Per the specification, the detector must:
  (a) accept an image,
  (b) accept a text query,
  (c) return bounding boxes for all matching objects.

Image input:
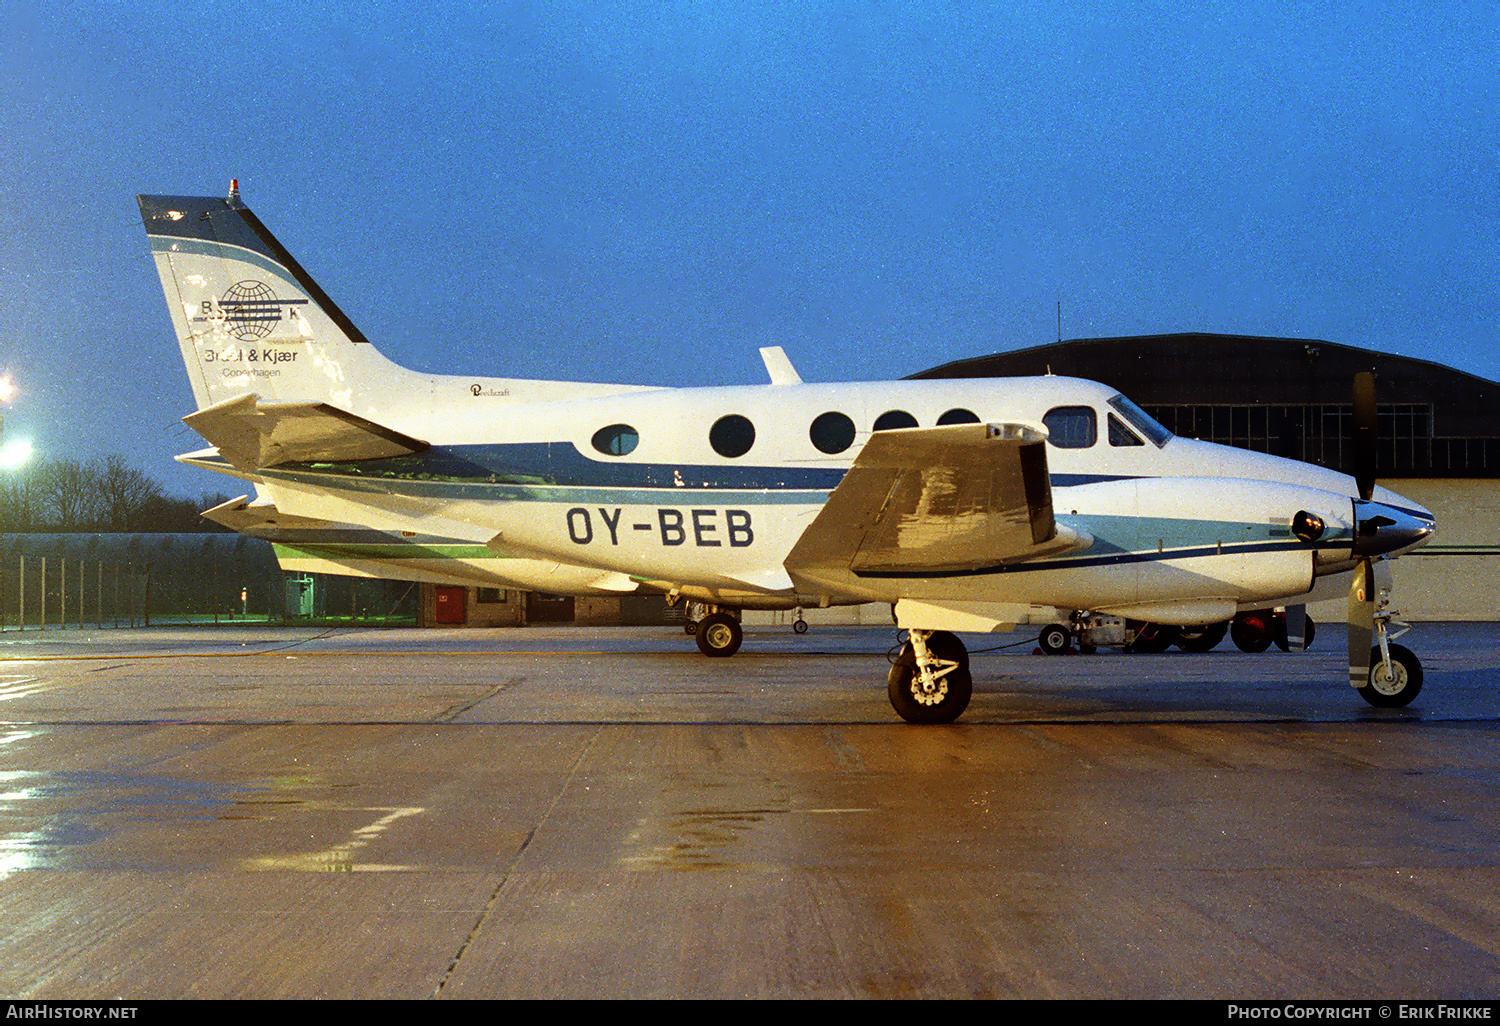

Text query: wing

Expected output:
[183,394,428,472]
[785,423,1090,596]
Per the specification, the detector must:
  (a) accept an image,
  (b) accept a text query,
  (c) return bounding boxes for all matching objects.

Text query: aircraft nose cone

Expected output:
[1353,499,1436,558]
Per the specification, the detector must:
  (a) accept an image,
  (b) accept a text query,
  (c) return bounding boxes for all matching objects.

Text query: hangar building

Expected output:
[910,333,1500,621]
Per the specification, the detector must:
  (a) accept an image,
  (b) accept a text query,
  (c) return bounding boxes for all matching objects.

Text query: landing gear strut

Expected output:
[1357,605,1422,708]
[887,630,972,724]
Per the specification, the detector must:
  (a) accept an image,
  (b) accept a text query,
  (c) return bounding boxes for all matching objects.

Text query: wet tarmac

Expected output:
[0,622,1495,998]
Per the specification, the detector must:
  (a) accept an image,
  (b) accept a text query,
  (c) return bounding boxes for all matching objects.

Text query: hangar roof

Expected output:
[910,333,1500,476]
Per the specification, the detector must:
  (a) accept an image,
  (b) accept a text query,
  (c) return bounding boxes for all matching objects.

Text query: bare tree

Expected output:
[38,458,101,530]
[0,456,234,537]
[0,464,46,531]
[0,454,232,533]
[96,455,165,532]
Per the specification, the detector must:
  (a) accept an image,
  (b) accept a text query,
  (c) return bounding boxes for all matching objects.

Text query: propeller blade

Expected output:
[1347,558,1374,688]
[1285,603,1307,653]
[1351,371,1377,502]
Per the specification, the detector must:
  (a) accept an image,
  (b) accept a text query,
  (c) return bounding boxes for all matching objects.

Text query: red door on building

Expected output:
[434,586,466,624]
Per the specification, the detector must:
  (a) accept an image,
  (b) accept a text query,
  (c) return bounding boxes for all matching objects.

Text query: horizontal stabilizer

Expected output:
[200,495,337,536]
[786,423,1088,594]
[183,394,428,472]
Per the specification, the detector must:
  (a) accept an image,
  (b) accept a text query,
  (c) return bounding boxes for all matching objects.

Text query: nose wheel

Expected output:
[1358,642,1422,707]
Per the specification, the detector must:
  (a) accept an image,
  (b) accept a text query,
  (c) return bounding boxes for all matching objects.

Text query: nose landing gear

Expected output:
[1356,600,1422,707]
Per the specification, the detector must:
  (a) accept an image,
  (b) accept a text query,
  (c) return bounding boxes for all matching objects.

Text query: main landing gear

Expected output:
[1035,610,1316,656]
[683,604,805,656]
[693,608,743,657]
[887,629,972,724]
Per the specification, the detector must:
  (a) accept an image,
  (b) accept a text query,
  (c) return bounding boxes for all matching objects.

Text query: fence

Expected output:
[1,556,158,629]
[0,535,416,630]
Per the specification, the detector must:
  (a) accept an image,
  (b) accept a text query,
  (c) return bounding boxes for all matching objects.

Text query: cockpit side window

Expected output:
[1107,394,1172,448]
[1108,413,1144,447]
[1042,406,1097,448]
[591,424,639,456]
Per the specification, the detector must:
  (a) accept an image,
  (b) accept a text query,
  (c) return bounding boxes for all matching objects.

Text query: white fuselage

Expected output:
[243,374,1430,622]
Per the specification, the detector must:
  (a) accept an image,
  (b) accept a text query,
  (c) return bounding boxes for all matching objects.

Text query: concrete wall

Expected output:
[1382,478,1500,621]
[417,586,670,627]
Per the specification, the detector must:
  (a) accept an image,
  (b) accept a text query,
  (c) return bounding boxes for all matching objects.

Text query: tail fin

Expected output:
[139,188,412,412]
[141,186,657,419]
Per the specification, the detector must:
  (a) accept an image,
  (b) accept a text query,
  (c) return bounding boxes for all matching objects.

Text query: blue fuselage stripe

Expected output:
[271,441,1134,498]
[852,539,1316,579]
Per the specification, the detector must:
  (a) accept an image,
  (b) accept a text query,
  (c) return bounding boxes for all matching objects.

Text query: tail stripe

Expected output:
[232,201,370,345]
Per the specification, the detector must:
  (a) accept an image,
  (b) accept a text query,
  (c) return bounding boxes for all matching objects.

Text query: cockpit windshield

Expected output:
[1107,394,1172,448]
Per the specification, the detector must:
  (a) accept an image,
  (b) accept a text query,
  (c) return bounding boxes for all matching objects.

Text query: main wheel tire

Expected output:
[1130,622,1176,654]
[1231,613,1274,653]
[1176,621,1228,653]
[695,612,743,657]
[1273,614,1317,652]
[1038,624,1071,655]
[887,631,971,724]
[1358,643,1423,707]
[793,618,809,634]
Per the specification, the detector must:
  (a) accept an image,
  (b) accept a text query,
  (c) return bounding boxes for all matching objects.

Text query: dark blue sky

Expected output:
[0,1,1494,494]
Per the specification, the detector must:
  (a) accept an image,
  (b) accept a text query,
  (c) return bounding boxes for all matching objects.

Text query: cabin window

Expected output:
[873,410,919,432]
[1043,406,1097,448]
[591,424,639,456]
[1107,394,1172,448]
[809,411,856,454]
[710,414,756,458]
[937,408,980,425]
[1108,413,1144,447]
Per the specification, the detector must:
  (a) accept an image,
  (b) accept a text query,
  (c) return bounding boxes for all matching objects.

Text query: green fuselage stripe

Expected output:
[273,543,505,561]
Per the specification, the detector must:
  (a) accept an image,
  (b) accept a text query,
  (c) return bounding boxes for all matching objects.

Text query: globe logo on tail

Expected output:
[220,280,284,341]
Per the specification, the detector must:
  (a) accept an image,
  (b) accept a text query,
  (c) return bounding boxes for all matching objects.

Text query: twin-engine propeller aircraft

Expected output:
[139,185,1436,723]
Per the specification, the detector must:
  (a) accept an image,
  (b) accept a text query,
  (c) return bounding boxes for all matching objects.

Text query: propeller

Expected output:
[1351,370,1377,503]
[1347,556,1375,688]
[1348,370,1378,687]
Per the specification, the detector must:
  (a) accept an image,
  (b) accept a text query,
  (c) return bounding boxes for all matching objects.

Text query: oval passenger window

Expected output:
[710,414,756,458]
[809,411,856,454]
[937,408,980,425]
[873,410,919,432]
